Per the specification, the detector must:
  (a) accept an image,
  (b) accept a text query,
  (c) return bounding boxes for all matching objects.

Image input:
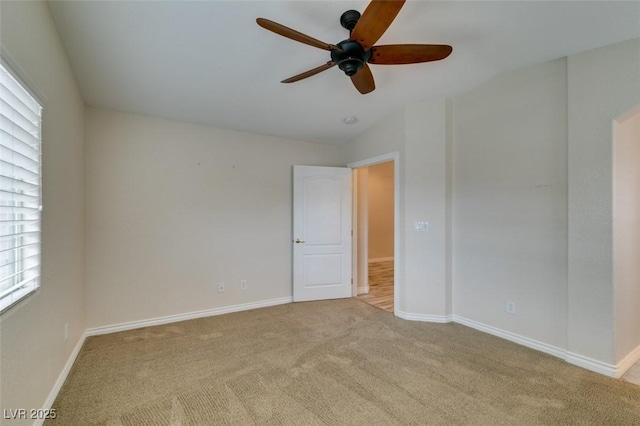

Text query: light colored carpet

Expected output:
[48,299,640,425]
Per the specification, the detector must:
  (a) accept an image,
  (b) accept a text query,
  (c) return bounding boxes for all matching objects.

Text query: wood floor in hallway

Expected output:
[357,260,394,313]
[623,360,640,386]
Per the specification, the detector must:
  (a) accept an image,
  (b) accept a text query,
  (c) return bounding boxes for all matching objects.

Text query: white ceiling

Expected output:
[48,1,640,145]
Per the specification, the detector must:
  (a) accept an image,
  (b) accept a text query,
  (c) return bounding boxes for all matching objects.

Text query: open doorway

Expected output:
[352,160,395,313]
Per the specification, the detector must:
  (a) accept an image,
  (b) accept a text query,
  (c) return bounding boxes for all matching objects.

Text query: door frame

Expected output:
[348,152,400,314]
[351,168,368,296]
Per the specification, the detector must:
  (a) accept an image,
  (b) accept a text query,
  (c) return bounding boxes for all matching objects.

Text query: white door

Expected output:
[293,166,352,302]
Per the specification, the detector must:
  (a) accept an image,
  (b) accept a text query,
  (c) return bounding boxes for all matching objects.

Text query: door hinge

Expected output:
[351,278,353,284]
[351,230,353,236]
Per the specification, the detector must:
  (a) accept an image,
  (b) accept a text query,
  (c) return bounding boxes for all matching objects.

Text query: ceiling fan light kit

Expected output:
[256,0,452,95]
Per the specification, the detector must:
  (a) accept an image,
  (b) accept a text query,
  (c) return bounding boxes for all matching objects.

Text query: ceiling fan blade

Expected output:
[368,44,453,65]
[350,0,406,51]
[281,61,336,83]
[257,18,339,51]
[350,63,375,94]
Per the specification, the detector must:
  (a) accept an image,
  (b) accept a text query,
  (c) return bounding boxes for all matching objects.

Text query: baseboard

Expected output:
[86,296,293,336]
[368,257,394,263]
[34,331,87,426]
[565,351,618,377]
[357,285,369,295]
[395,310,452,323]
[452,315,567,360]
[615,343,640,378]
[452,315,620,378]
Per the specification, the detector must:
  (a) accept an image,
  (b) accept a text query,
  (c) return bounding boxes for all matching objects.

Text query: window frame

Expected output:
[0,59,43,314]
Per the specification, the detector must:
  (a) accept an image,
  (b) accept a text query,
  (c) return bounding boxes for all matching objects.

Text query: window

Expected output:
[0,62,42,313]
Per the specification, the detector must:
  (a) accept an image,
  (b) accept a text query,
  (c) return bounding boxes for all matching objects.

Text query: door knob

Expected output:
[295,238,305,244]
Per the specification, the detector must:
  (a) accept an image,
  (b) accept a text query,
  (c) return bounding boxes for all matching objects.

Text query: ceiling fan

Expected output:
[256,0,452,95]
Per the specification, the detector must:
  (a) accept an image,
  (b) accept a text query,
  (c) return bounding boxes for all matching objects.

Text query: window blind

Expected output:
[0,62,42,314]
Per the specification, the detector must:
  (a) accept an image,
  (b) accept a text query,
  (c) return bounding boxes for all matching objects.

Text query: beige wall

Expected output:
[85,108,341,328]
[567,38,640,364]
[453,38,640,367]
[613,108,640,361]
[452,58,568,349]
[0,0,86,421]
[404,101,451,317]
[367,161,394,260]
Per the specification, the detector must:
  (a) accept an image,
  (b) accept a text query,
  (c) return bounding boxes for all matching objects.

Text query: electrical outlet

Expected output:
[218,282,225,293]
[506,301,516,315]
[64,322,69,341]
[240,280,247,290]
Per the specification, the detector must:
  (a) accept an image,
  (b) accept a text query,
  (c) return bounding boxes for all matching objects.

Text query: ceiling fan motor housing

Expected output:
[331,40,372,76]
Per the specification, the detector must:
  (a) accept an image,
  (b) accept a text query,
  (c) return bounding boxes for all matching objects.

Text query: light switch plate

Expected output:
[414,221,429,231]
